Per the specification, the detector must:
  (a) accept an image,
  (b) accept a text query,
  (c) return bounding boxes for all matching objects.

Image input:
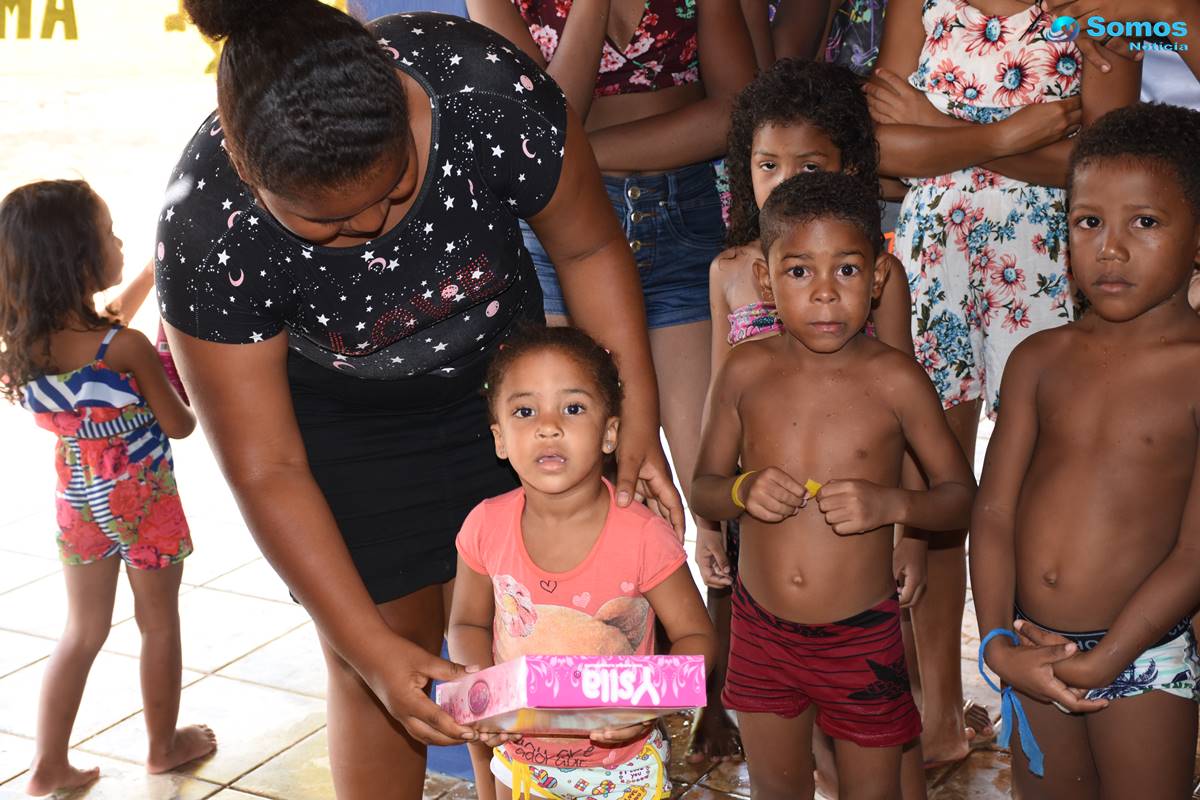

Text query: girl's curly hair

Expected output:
[726,59,879,247]
[484,324,623,422]
[0,180,114,402]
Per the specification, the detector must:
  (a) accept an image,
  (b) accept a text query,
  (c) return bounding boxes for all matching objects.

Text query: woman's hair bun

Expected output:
[183,0,302,40]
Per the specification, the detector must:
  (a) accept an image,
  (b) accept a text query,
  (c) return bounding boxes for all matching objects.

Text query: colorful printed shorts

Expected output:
[491,727,671,800]
[54,432,191,570]
[723,579,921,748]
[1015,606,1200,703]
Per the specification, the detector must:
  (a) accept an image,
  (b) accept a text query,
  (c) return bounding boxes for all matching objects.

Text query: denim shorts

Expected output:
[523,162,724,329]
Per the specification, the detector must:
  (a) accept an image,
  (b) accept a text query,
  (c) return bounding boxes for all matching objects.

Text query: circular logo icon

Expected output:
[467,679,491,716]
[1047,15,1081,42]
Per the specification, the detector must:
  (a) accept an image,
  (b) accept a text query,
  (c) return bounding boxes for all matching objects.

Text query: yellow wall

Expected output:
[0,0,348,78]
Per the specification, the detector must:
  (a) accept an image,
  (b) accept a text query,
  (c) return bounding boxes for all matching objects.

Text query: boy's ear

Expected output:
[754,257,775,302]
[602,417,619,454]
[490,423,508,460]
[871,252,892,301]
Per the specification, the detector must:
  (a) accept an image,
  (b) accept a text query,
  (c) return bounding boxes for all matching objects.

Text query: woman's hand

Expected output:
[866,69,951,127]
[590,719,655,746]
[740,467,809,522]
[360,636,482,746]
[615,417,686,535]
[993,97,1083,155]
[815,479,899,535]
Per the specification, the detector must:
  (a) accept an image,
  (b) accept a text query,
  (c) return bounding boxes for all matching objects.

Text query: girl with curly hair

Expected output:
[0,180,213,796]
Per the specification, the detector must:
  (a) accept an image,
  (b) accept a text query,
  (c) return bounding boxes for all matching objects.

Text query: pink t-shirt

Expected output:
[456,479,687,769]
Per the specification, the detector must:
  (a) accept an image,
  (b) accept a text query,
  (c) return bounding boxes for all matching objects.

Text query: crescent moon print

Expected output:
[156,242,165,261]
[383,45,400,59]
[332,360,356,371]
[521,138,535,159]
[227,211,241,229]
[467,179,475,196]
[228,269,245,287]
[209,121,222,136]
[369,257,387,272]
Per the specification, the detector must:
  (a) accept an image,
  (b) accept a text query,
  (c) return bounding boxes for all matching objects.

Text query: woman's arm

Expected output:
[772,0,836,61]
[740,0,776,68]
[164,326,479,744]
[108,327,195,438]
[464,0,546,63]
[527,108,684,532]
[588,0,758,170]
[467,0,610,119]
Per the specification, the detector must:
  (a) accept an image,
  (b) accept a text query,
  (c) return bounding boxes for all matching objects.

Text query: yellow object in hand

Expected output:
[805,479,823,496]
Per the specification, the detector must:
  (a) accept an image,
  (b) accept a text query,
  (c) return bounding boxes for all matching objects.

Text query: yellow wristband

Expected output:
[731,471,758,510]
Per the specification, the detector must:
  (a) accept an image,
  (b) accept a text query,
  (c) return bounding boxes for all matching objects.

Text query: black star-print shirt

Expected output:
[156,13,566,380]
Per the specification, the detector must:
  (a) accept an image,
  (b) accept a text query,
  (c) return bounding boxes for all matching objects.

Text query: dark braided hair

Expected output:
[760,171,883,261]
[0,180,116,403]
[1069,102,1200,219]
[726,59,879,248]
[484,324,623,421]
[184,0,410,199]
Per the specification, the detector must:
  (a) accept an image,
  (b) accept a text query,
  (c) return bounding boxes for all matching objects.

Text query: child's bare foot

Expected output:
[24,761,100,796]
[685,707,743,763]
[146,725,217,774]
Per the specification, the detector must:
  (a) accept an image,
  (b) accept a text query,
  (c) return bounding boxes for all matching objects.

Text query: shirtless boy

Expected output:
[692,171,976,800]
[972,102,1200,800]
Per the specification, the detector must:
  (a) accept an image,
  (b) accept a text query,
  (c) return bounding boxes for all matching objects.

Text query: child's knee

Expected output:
[61,620,110,658]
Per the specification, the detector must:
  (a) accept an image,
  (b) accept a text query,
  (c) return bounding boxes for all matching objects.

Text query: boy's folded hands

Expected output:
[986,623,1109,714]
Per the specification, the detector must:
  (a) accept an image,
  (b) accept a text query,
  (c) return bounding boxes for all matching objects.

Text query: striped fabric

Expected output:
[19,326,190,569]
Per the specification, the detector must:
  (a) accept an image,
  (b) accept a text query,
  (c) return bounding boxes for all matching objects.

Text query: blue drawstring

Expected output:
[979,628,1044,777]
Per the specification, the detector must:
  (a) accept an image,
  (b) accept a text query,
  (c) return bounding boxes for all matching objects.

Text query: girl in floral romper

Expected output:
[0,180,215,796]
[867,0,1141,771]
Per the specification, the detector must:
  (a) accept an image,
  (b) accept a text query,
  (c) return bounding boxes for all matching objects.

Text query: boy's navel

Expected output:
[1042,571,1058,587]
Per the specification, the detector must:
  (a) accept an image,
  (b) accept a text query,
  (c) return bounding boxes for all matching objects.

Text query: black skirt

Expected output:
[287,349,518,604]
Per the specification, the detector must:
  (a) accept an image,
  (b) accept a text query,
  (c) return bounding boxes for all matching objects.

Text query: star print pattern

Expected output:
[155,13,566,379]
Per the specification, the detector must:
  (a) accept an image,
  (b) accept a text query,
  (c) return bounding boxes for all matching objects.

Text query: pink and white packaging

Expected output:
[435,655,706,735]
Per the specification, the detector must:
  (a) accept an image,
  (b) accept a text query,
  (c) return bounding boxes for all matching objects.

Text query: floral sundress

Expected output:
[20,326,191,569]
[893,0,1081,417]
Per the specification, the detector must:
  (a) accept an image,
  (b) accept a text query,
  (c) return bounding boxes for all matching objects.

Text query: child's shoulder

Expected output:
[101,326,159,375]
[462,486,524,532]
[710,242,761,282]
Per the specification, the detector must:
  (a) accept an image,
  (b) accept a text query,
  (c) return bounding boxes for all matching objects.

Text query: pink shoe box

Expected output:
[435,655,706,735]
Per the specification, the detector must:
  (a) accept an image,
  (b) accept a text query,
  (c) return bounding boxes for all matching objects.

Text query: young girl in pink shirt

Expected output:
[449,325,716,800]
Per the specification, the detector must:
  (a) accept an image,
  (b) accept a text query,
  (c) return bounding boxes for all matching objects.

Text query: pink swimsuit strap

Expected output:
[727,301,783,346]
